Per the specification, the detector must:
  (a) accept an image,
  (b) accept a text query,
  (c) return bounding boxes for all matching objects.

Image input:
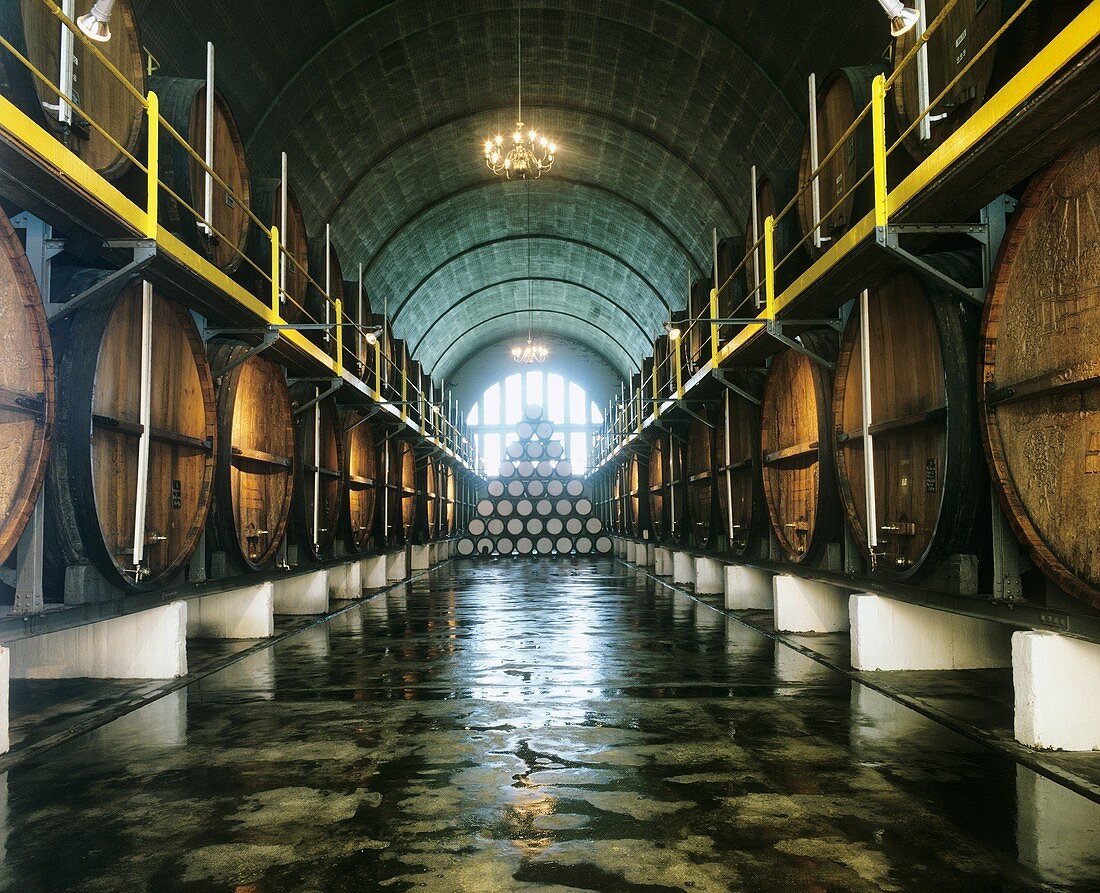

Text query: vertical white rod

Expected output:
[916,0,932,142]
[711,227,719,291]
[58,0,75,125]
[357,262,364,365]
[280,151,288,306]
[750,164,761,308]
[324,224,332,343]
[202,42,214,235]
[383,439,390,535]
[723,390,734,543]
[313,388,321,550]
[808,73,823,249]
[131,280,154,569]
[859,289,878,549]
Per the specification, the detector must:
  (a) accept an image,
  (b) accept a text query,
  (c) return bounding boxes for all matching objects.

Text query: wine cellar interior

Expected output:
[0,0,1097,889]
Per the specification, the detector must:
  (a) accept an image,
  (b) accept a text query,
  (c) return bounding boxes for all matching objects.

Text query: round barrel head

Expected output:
[595,536,613,554]
[468,518,486,536]
[555,536,573,554]
[536,499,553,516]
[487,480,505,498]
[546,518,564,536]
[535,421,554,440]
[507,518,524,536]
[566,517,583,535]
[547,480,565,497]
[497,499,514,516]
[507,480,525,497]
[535,536,554,554]
[526,518,544,535]
[477,499,494,517]
[524,404,544,421]
[527,480,545,497]
[516,536,534,554]
[487,518,505,535]
[516,421,535,441]
[457,538,475,556]
[497,537,514,555]
[566,479,584,497]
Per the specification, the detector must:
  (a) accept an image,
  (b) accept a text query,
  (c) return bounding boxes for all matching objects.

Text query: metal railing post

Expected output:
[673,333,683,399]
[334,298,343,376]
[763,215,776,321]
[872,73,890,230]
[373,339,382,400]
[652,358,660,420]
[145,91,159,238]
[269,225,280,319]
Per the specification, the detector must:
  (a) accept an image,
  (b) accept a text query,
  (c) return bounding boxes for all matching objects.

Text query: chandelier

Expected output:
[512,339,549,364]
[484,4,556,179]
[512,178,548,363]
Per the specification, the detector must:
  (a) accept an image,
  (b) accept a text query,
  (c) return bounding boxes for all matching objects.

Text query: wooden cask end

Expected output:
[305,239,344,360]
[611,463,624,533]
[147,77,251,273]
[384,437,417,545]
[0,205,54,566]
[688,279,711,373]
[209,343,294,572]
[716,373,765,556]
[416,454,440,544]
[833,258,983,581]
[648,430,686,543]
[0,0,145,180]
[980,135,1100,607]
[761,331,841,563]
[684,404,718,549]
[441,463,457,537]
[244,178,309,324]
[716,236,746,345]
[653,332,672,401]
[341,410,377,553]
[745,171,806,299]
[289,384,344,560]
[50,278,215,590]
[626,450,649,538]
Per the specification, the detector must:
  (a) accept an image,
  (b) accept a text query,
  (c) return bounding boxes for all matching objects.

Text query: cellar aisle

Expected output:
[0,558,1097,892]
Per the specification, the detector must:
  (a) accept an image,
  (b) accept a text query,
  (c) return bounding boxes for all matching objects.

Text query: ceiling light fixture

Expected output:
[77,0,115,42]
[485,3,556,179]
[512,179,548,363]
[876,0,920,36]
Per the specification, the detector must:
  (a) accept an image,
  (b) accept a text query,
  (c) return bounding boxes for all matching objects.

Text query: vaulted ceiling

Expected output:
[135,0,886,379]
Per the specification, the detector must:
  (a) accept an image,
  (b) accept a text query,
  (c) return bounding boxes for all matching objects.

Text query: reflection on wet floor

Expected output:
[0,558,1098,892]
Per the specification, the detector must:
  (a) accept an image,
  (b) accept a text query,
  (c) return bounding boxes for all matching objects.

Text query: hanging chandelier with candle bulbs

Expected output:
[484,4,556,179]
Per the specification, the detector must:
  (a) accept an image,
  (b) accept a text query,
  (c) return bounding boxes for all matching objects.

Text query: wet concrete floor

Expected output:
[0,558,1098,891]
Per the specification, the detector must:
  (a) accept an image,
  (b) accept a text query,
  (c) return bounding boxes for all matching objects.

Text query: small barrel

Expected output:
[595,536,613,554]
[306,238,344,360]
[468,518,486,536]
[980,135,1100,607]
[545,517,564,536]
[384,437,418,545]
[524,404,543,421]
[545,440,564,460]
[745,171,806,298]
[243,177,309,324]
[415,455,439,544]
[648,430,686,543]
[833,256,984,581]
[487,480,505,498]
[341,411,378,553]
[526,517,544,536]
[761,331,842,563]
[0,0,145,180]
[507,479,524,498]
[684,403,718,549]
[289,384,345,560]
[517,421,535,440]
[546,479,565,498]
[0,206,54,566]
[147,77,251,273]
[506,440,524,459]
[566,479,585,497]
[716,372,766,556]
[457,537,475,557]
[208,343,294,572]
[49,278,215,590]
[626,451,649,538]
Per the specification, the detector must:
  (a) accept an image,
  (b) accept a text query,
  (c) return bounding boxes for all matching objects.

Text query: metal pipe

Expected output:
[313,387,322,551]
[58,0,75,125]
[808,73,826,249]
[859,289,879,550]
[131,279,154,571]
[280,152,288,307]
[750,164,761,308]
[202,42,214,236]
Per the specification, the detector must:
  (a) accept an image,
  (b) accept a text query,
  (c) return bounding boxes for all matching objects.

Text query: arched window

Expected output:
[466,371,604,475]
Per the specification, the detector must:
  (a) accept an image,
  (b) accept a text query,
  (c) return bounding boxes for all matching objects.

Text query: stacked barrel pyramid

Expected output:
[457,405,613,557]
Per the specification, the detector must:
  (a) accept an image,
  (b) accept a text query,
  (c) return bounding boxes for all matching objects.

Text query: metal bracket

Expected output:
[711,370,761,405]
[877,224,987,305]
[991,487,1024,603]
[291,378,342,415]
[764,320,838,370]
[344,405,383,432]
[45,240,157,324]
[213,332,278,376]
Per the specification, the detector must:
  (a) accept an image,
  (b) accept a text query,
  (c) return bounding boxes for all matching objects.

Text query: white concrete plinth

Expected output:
[694,557,724,594]
[625,540,637,563]
[1013,631,1100,751]
[724,565,774,610]
[329,562,363,600]
[411,544,431,571]
[655,547,673,576]
[386,549,407,581]
[272,570,329,615]
[361,554,388,589]
[773,575,850,633]
[0,646,8,754]
[187,583,274,639]
[640,544,654,567]
[1016,765,1100,882]
[672,551,695,586]
[850,594,1012,671]
[9,602,187,679]
[616,538,627,558]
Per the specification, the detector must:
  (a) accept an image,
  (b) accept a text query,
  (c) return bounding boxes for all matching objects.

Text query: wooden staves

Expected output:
[760,332,842,564]
[833,258,984,581]
[305,229,344,360]
[208,343,294,572]
[0,0,145,180]
[415,454,440,544]
[289,384,344,560]
[626,450,649,538]
[341,410,377,553]
[684,403,718,549]
[384,436,417,545]
[716,372,765,557]
[147,77,251,273]
[745,171,806,300]
[243,177,309,324]
[610,462,624,534]
[981,135,1100,608]
[0,205,54,566]
[50,278,215,590]
[648,429,686,544]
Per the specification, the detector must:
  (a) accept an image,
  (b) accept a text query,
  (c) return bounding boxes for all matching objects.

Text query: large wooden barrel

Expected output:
[415,454,440,543]
[243,178,309,324]
[289,385,344,560]
[653,332,672,401]
[49,278,215,589]
[761,332,841,564]
[441,463,456,536]
[745,171,806,298]
[384,436,417,545]
[892,1,1077,162]
[833,258,984,581]
[341,410,377,553]
[208,343,294,572]
[0,206,54,566]
[0,0,145,180]
[688,278,711,373]
[648,430,686,543]
[798,66,906,259]
[716,236,746,344]
[980,136,1100,607]
[625,450,649,538]
[716,373,765,556]
[684,403,718,550]
[342,277,370,380]
[611,463,624,533]
[147,77,251,273]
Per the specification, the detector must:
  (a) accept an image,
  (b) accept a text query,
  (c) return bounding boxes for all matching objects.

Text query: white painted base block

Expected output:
[272,570,329,615]
[1016,765,1100,881]
[673,551,695,586]
[694,557,724,594]
[329,562,363,600]
[724,565,774,610]
[361,554,388,589]
[0,646,8,754]
[655,547,673,576]
[411,544,431,571]
[641,544,655,567]
[616,538,627,558]
[625,540,637,563]
[187,583,275,639]
[850,594,1012,671]
[9,602,187,679]
[1014,631,1100,751]
[386,549,407,581]
[773,575,850,633]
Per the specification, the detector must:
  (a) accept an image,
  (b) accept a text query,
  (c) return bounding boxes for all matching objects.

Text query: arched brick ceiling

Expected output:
[136,0,884,377]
